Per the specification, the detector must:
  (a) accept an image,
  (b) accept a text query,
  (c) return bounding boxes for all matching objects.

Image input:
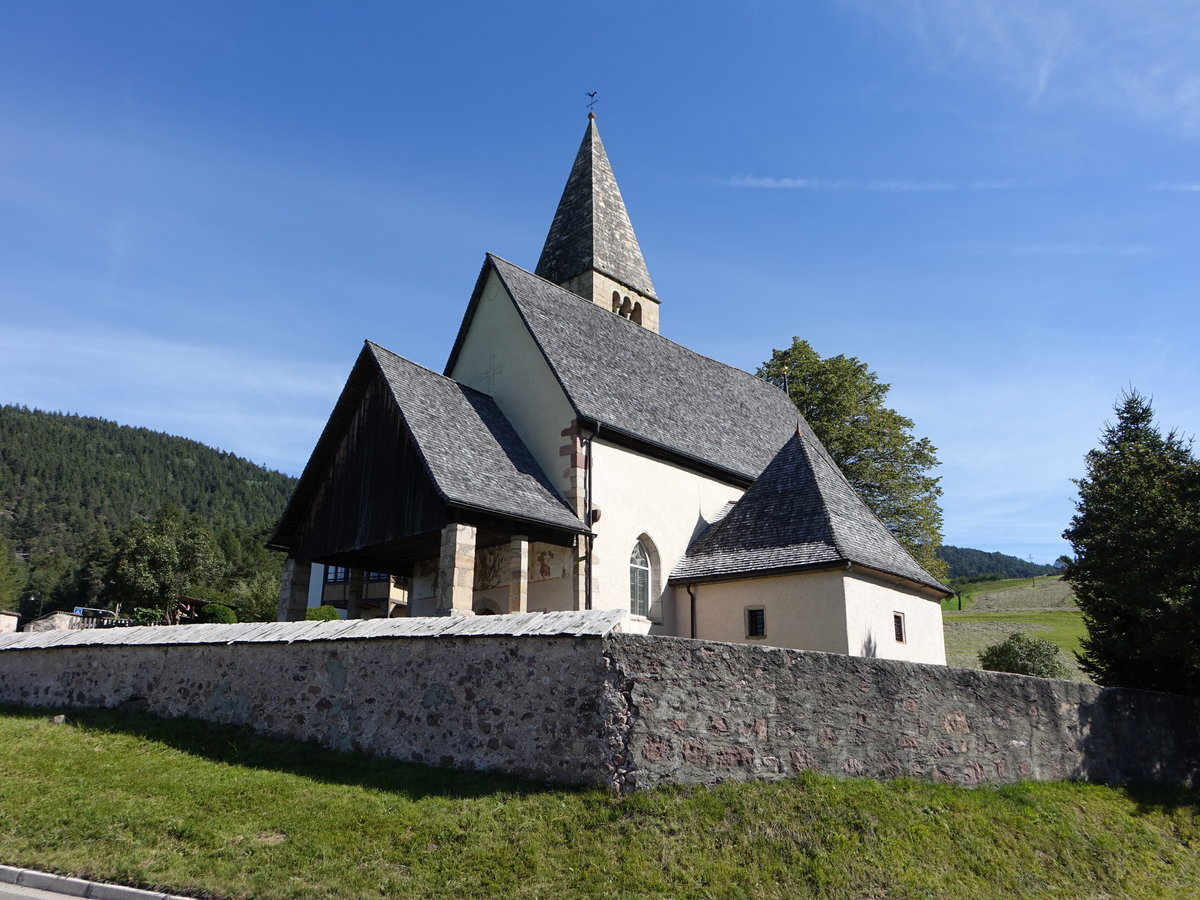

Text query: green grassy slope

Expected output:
[1,707,1197,899]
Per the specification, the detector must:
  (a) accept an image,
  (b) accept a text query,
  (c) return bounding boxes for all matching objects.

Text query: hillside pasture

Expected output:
[942,577,1089,681]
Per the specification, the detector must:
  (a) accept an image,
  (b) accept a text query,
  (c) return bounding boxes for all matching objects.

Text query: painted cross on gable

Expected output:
[478,354,503,393]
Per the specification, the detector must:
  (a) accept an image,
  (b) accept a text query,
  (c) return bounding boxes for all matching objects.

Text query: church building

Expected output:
[268,115,950,664]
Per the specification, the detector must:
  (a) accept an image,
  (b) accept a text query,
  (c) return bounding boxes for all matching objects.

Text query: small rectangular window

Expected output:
[893,612,906,643]
[324,566,348,585]
[746,607,766,638]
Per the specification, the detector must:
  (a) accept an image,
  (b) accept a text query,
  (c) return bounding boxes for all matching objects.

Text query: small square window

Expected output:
[746,608,766,638]
[893,612,906,643]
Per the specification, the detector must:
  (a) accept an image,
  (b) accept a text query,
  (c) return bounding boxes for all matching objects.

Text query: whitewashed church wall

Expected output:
[840,572,947,665]
[447,271,577,499]
[589,440,745,632]
[469,542,573,614]
[525,543,576,612]
[688,570,851,652]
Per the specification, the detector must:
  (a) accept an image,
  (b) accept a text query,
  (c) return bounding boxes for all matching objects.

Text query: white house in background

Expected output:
[269,115,950,664]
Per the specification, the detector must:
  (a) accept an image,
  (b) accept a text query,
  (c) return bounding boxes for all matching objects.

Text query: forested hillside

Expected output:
[0,405,297,620]
[937,545,1059,581]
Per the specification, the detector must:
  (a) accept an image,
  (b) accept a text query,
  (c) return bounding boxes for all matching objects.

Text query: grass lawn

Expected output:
[1,706,1198,899]
[942,610,1089,678]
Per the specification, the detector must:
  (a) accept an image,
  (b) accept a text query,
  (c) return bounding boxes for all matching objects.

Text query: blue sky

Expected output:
[3,1,1199,564]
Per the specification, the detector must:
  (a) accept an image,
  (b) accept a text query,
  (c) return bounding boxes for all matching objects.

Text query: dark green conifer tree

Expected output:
[0,534,20,611]
[1064,390,1200,695]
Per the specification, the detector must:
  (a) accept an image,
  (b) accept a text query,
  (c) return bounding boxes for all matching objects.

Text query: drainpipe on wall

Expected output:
[687,583,697,639]
[581,426,596,611]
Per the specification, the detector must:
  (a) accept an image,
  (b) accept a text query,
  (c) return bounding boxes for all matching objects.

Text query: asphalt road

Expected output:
[0,885,72,899]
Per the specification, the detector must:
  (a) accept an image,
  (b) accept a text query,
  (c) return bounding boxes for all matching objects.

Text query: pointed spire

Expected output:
[535,115,657,303]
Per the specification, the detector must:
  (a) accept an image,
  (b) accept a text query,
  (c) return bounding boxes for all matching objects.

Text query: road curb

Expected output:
[0,865,191,900]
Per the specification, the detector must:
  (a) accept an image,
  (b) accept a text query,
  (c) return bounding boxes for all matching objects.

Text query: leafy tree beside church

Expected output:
[109,506,224,624]
[759,338,947,582]
[1063,390,1200,696]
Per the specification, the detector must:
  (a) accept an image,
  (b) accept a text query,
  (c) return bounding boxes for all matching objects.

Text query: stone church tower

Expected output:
[535,114,661,333]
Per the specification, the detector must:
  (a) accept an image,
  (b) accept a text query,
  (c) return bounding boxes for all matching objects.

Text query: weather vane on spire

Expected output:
[586,91,598,113]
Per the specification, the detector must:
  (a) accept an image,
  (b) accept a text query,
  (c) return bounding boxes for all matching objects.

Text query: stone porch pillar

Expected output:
[277,558,312,622]
[437,523,477,616]
[508,535,529,613]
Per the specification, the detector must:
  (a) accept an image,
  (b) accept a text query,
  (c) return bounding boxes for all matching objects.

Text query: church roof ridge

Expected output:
[483,253,768,384]
[534,115,657,300]
[472,254,800,482]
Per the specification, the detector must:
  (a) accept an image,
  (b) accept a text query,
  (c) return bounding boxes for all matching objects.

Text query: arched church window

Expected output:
[612,290,622,313]
[630,540,650,618]
[619,297,633,319]
[631,302,643,325]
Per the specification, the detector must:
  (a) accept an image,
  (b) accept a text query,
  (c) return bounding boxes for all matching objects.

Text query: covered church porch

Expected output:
[268,342,590,622]
[277,513,583,621]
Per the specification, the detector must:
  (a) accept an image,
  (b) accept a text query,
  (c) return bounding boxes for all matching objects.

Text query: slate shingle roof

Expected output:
[534,114,657,300]
[367,343,585,532]
[271,342,585,550]
[670,427,950,594]
[483,255,800,483]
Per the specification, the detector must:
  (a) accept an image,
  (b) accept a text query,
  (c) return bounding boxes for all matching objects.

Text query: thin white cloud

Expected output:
[839,0,1200,137]
[1155,182,1200,192]
[1012,242,1149,256]
[730,175,1020,191]
[0,327,345,474]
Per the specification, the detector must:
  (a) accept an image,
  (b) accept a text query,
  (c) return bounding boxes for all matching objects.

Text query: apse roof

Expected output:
[669,427,950,594]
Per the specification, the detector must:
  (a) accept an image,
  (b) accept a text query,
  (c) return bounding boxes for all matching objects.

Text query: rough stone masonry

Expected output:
[0,613,1195,792]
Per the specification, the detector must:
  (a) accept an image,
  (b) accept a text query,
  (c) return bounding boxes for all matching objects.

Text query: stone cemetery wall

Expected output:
[0,619,1195,792]
[611,635,1200,791]
[0,618,626,787]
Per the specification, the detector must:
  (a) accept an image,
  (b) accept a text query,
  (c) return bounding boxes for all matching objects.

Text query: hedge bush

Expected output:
[979,632,1070,680]
[199,603,237,624]
[305,605,341,621]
